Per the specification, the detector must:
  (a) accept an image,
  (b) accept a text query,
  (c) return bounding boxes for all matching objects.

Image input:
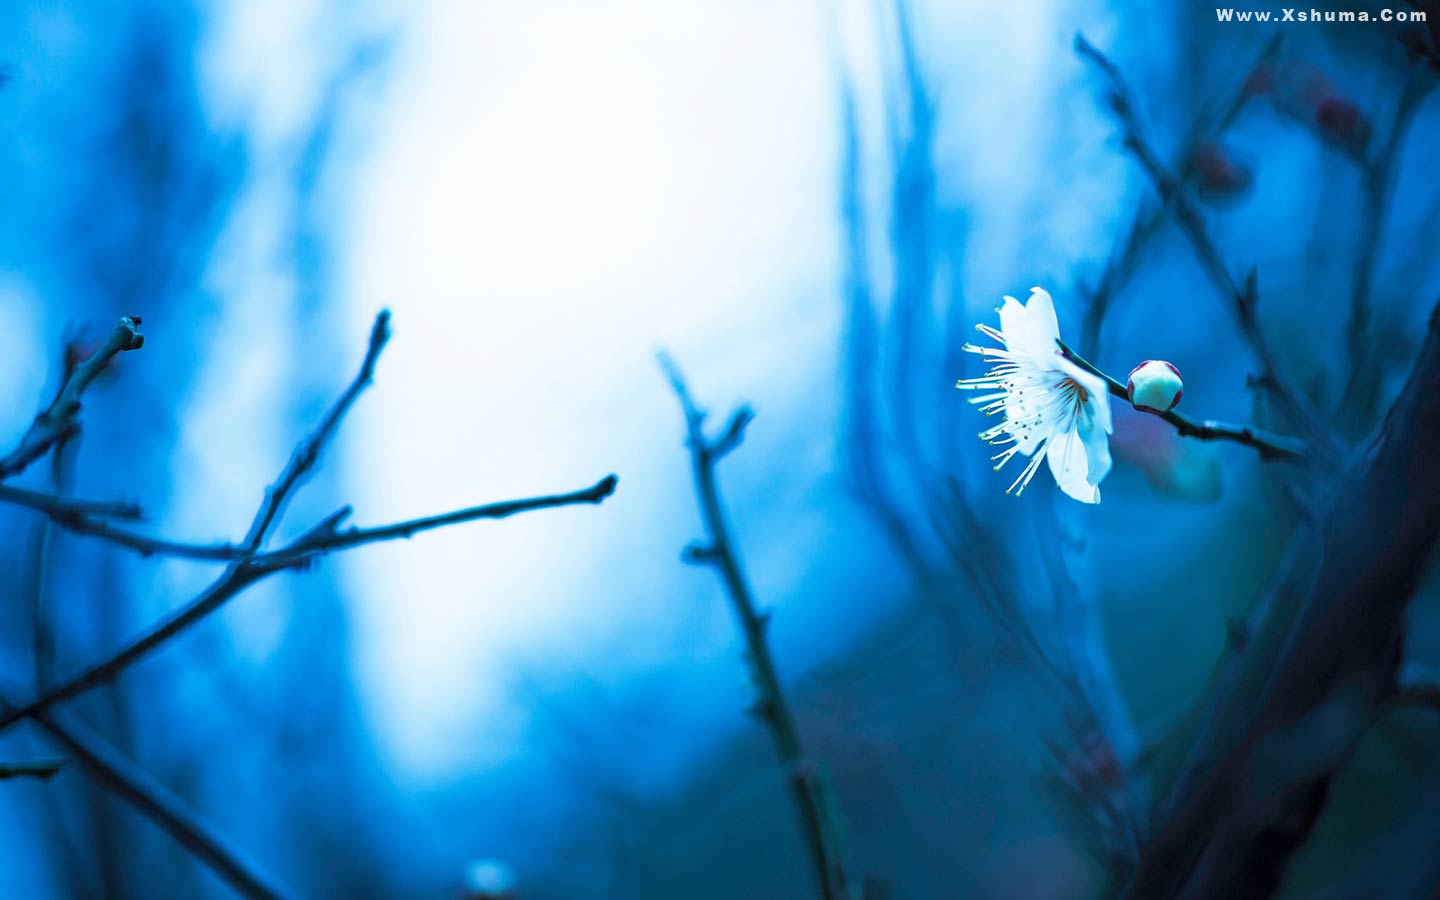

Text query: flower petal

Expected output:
[1047,429,1101,504]
[1025,287,1061,345]
[1055,355,1113,434]
[1077,402,1113,488]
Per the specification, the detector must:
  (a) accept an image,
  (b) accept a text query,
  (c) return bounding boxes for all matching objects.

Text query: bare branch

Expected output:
[0,473,619,732]
[1340,68,1434,418]
[0,484,142,520]
[660,353,854,900]
[1079,35,1283,357]
[0,758,66,780]
[243,310,391,552]
[710,406,755,459]
[1121,298,1440,899]
[0,308,619,900]
[1075,34,1341,467]
[0,316,145,481]
[33,476,617,563]
[263,475,618,565]
[1056,340,1307,462]
[0,312,618,733]
[2,694,293,900]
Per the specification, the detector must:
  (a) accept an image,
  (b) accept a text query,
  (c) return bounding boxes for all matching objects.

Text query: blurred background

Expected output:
[1,0,1438,897]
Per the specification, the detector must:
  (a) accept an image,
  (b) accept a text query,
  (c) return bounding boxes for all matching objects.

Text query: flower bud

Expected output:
[1314,95,1371,155]
[1126,360,1183,413]
[1188,141,1253,203]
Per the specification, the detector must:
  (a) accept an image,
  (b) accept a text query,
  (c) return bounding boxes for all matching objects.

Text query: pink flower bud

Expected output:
[1126,360,1183,413]
[1189,141,1253,202]
[1314,95,1371,154]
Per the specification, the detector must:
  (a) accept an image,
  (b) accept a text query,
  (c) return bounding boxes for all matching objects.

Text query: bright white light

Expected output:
[336,0,843,777]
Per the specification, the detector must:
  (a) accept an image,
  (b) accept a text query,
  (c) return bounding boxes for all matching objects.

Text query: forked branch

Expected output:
[1,311,618,900]
[0,312,618,734]
[659,352,853,900]
[0,316,145,481]
[1075,34,1341,467]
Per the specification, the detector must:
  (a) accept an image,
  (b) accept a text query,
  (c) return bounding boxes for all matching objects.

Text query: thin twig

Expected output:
[0,691,293,900]
[27,476,617,563]
[0,758,67,780]
[1341,68,1433,416]
[0,486,616,732]
[0,316,145,481]
[243,310,390,552]
[1075,34,1341,467]
[1079,35,1283,358]
[0,313,617,733]
[658,352,853,900]
[33,340,84,693]
[0,309,617,900]
[0,484,142,521]
[0,313,395,729]
[261,476,618,566]
[1056,339,1307,461]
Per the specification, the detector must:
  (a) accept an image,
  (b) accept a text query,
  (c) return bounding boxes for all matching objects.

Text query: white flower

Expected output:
[955,287,1114,503]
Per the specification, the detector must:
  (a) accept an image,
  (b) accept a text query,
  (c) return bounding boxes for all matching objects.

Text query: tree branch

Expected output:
[659,352,854,900]
[25,476,618,563]
[1122,298,1440,899]
[1340,68,1433,419]
[1075,35,1341,467]
[1078,35,1283,358]
[0,484,142,521]
[0,312,618,734]
[0,758,67,780]
[242,310,390,552]
[0,691,293,900]
[0,316,145,481]
[1056,339,1307,461]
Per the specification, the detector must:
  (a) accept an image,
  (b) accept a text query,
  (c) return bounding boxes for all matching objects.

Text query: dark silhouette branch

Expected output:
[1079,35,1283,358]
[0,758,66,780]
[1340,68,1434,419]
[0,485,142,521]
[1075,35,1341,467]
[0,313,618,736]
[659,352,854,900]
[1122,298,1440,900]
[0,691,293,900]
[27,476,617,563]
[0,316,145,481]
[1056,340,1307,461]
[242,310,390,552]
